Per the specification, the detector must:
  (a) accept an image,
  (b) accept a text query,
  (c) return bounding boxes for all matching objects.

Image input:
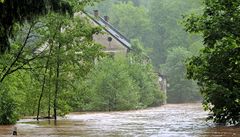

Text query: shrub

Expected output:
[0,89,18,125]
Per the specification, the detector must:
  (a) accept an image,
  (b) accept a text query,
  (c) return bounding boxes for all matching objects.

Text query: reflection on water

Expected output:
[0,103,239,137]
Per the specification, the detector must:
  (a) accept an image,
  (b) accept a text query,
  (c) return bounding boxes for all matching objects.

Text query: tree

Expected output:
[33,12,104,121]
[184,0,240,125]
[90,0,202,67]
[0,87,18,125]
[0,2,104,124]
[82,57,140,111]
[117,0,142,6]
[109,2,151,43]
[76,53,164,111]
[161,47,201,103]
[128,39,165,106]
[148,0,202,66]
[0,0,101,54]
[0,0,73,54]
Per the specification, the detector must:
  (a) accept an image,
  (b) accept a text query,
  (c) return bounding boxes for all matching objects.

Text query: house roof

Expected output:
[83,11,132,50]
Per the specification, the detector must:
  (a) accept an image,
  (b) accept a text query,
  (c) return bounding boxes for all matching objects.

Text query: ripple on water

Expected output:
[0,103,239,137]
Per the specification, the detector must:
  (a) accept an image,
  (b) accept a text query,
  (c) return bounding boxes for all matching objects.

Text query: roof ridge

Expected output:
[98,17,131,43]
[82,10,131,50]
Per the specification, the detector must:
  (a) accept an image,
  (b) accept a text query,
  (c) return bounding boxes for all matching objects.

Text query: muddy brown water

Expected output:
[0,103,239,137]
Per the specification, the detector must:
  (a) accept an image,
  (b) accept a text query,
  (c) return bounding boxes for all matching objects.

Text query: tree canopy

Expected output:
[184,0,240,125]
[0,0,73,54]
[77,55,164,111]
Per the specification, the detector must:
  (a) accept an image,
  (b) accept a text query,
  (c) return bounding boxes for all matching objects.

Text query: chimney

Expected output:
[93,10,99,18]
[104,16,109,22]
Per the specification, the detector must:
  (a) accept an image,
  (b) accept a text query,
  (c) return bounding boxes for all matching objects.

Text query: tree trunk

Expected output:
[0,23,34,83]
[54,44,61,122]
[37,46,52,120]
[48,67,52,118]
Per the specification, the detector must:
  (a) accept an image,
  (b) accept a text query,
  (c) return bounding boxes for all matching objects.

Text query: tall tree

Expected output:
[35,13,104,121]
[0,0,105,125]
[109,2,151,43]
[148,0,202,65]
[184,0,240,125]
[0,0,101,54]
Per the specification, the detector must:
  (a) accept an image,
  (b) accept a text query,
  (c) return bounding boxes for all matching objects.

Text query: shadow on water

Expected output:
[0,103,239,137]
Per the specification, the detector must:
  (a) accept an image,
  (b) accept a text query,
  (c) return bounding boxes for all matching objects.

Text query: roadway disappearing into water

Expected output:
[0,103,239,137]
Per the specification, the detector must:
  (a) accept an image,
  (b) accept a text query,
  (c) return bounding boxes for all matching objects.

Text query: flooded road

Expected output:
[0,103,239,137]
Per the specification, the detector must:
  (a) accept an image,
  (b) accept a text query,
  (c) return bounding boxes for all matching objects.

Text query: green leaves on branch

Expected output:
[0,87,18,125]
[184,0,240,125]
[0,10,105,124]
[75,56,164,111]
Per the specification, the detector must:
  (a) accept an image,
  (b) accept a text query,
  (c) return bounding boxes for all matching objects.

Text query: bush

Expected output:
[128,62,164,107]
[0,89,18,125]
[84,57,140,111]
[75,56,164,111]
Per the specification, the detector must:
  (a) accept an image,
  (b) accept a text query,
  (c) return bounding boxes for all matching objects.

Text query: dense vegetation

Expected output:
[184,0,240,125]
[0,0,164,125]
[0,0,102,124]
[75,56,164,111]
[89,0,202,103]
[0,11,104,124]
[77,41,164,111]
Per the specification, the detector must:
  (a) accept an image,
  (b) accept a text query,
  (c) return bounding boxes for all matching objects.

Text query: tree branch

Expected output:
[0,22,36,83]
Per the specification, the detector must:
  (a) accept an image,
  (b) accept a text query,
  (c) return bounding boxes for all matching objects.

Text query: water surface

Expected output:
[0,103,239,137]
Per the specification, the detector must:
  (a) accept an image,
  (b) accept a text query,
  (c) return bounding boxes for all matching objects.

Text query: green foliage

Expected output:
[129,39,164,106]
[148,0,202,65]
[110,2,151,42]
[0,3,105,123]
[184,0,240,125]
[0,0,102,54]
[86,57,140,111]
[31,13,105,117]
[129,39,149,64]
[4,71,40,116]
[161,47,201,103]
[89,0,202,65]
[129,62,163,107]
[0,87,18,125]
[75,55,164,111]
[89,0,203,104]
[0,0,73,54]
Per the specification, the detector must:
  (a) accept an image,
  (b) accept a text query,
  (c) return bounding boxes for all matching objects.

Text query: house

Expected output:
[82,10,132,55]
